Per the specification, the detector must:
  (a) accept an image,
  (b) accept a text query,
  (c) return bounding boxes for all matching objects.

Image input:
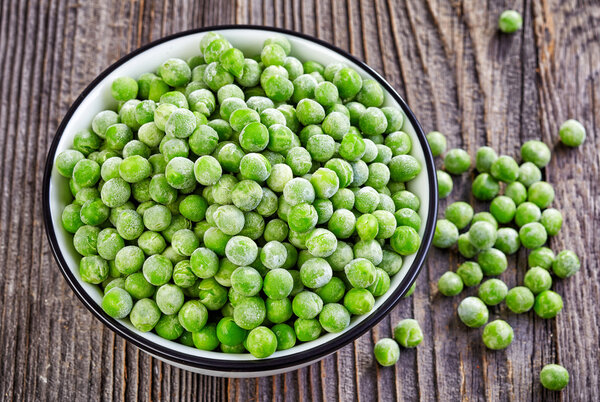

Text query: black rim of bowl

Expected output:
[42,25,438,373]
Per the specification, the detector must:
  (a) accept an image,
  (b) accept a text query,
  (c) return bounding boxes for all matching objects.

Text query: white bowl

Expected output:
[43,26,437,377]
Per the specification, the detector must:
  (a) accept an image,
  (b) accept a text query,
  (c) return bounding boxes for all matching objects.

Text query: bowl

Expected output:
[43,25,437,377]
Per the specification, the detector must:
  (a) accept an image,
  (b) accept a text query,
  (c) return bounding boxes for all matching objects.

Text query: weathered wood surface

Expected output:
[0,0,598,400]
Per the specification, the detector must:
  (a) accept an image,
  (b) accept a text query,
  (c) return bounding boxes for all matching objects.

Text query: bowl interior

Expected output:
[47,28,434,367]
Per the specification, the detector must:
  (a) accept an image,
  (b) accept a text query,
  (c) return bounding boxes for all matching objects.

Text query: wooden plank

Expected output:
[0,0,598,401]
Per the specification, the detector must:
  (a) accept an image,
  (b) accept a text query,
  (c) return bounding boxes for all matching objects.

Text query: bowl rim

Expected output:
[42,24,438,372]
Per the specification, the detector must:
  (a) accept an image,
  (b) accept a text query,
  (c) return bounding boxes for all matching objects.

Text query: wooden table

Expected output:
[1,0,598,400]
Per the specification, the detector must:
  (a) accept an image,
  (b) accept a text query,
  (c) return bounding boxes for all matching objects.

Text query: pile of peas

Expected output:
[426,110,583,390]
[55,32,426,359]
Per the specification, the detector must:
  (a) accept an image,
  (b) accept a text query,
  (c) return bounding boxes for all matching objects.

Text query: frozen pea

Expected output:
[540,208,563,236]
[426,131,447,157]
[190,247,218,280]
[489,196,517,224]
[305,228,337,258]
[494,227,521,255]
[286,147,312,176]
[444,149,471,175]
[225,235,258,266]
[231,266,263,297]
[260,241,288,269]
[433,219,459,249]
[475,146,498,173]
[391,226,421,255]
[444,201,473,230]
[343,288,374,315]
[540,364,570,391]
[240,153,272,182]
[477,248,508,276]
[394,319,423,348]
[552,250,580,278]
[524,267,553,294]
[518,162,542,187]
[319,303,351,333]
[437,170,453,198]
[478,279,508,306]
[457,296,489,328]
[359,107,387,136]
[323,112,351,141]
[490,155,519,183]
[472,173,500,201]
[505,181,527,205]
[171,229,199,256]
[311,168,340,199]
[521,140,551,168]
[79,255,109,284]
[559,119,586,147]
[142,254,173,286]
[288,203,318,233]
[389,155,421,182]
[457,233,479,259]
[482,320,513,350]
[355,187,380,214]
[381,106,404,133]
[534,290,563,319]
[344,258,377,288]
[457,261,483,287]
[468,221,496,250]
[515,202,542,227]
[283,177,315,206]
[292,291,324,319]
[324,159,354,189]
[519,222,547,249]
[528,247,555,270]
[437,271,463,296]
[394,208,421,232]
[350,160,369,187]
[353,239,383,266]
[385,131,412,156]
[214,205,245,236]
[527,181,555,208]
[306,134,335,162]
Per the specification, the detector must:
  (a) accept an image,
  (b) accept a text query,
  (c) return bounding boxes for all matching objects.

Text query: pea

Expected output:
[393,319,423,348]
[444,201,473,230]
[456,262,483,287]
[505,286,535,314]
[498,10,522,33]
[552,250,580,278]
[433,219,459,249]
[437,272,463,296]
[559,119,586,147]
[533,290,563,319]
[437,170,453,199]
[444,148,470,175]
[478,279,508,306]
[457,297,488,328]
[426,131,446,157]
[528,247,555,270]
[374,338,400,366]
[482,320,513,350]
[540,364,569,391]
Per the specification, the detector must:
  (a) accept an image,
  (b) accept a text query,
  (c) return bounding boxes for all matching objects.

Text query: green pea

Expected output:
[540,364,569,391]
[482,320,513,350]
[373,338,400,366]
[559,119,586,147]
[437,272,463,296]
[458,297,489,328]
[393,319,423,348]
[498,10,523,33]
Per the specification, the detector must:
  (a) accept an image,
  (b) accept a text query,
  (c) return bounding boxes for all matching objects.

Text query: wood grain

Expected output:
[0,0,598,400]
